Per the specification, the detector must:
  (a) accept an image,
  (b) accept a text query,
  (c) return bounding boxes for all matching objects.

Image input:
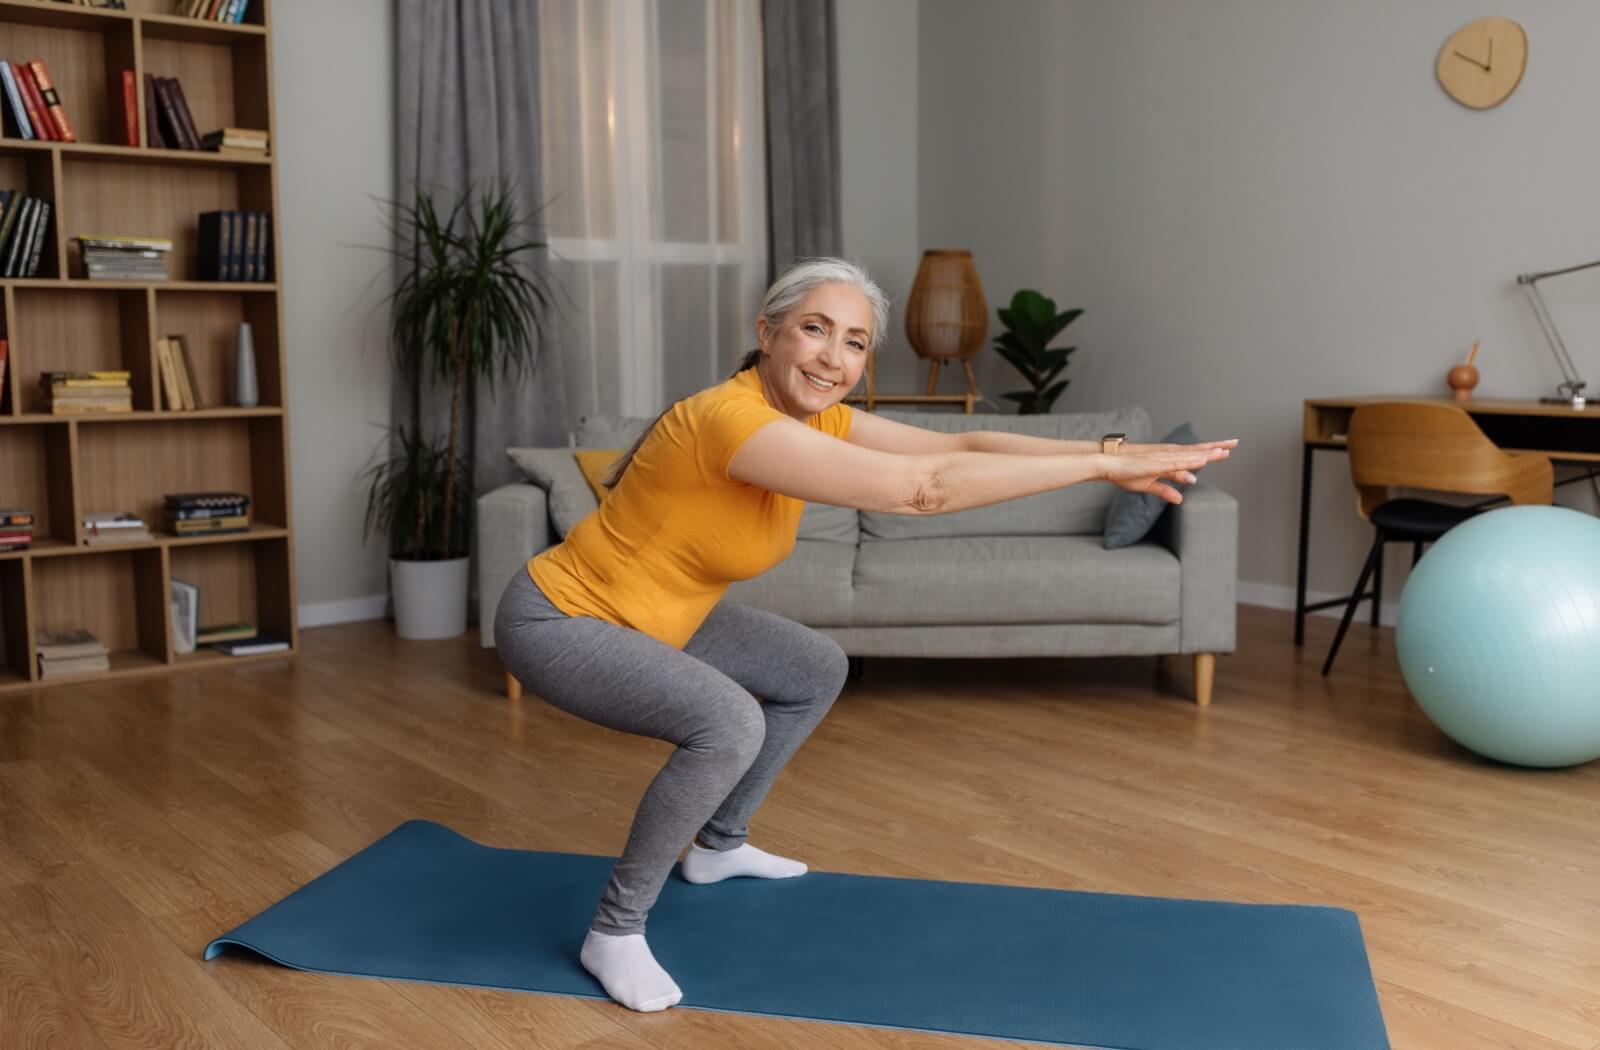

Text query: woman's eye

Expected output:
[805,323,823,334]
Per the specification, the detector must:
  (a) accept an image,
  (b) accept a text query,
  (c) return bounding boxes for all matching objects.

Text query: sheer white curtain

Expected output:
[539,0,767,424]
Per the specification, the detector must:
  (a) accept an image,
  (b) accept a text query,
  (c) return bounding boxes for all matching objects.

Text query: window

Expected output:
[540,0,767,421]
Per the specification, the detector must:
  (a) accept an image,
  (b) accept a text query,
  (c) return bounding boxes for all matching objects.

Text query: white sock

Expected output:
[579,929,682,1012]
[681,841,808,884]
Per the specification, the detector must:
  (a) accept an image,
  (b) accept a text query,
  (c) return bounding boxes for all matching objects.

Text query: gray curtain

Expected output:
[762,0,842,281]
[394,0,569,515]
[393,0,568,620]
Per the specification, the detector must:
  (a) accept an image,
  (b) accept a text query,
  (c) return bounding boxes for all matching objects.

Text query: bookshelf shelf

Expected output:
[0,0,294,694]
[0,138,271,166]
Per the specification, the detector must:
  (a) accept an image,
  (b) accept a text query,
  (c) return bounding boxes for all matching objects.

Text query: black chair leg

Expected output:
[1412,540,1424,567]
[1323,530,1385,676]
[1370,540,1384,627]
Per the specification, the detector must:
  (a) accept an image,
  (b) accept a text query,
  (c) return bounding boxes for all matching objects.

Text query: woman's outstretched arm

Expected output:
[731,418,1227,515]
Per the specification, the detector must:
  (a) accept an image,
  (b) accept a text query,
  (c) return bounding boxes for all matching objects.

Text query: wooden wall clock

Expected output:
[1436,17,1527,109]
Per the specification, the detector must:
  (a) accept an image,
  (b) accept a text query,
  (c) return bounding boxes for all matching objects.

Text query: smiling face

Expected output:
[753,282,874,419]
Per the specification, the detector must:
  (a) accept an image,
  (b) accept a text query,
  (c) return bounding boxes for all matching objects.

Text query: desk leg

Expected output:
[1295,443,1314,645]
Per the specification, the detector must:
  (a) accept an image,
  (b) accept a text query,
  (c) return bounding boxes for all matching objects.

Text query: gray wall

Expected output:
[896,0,1600,620]
[274,0,395,624]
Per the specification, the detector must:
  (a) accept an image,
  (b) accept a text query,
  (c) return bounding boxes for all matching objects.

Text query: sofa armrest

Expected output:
[1149,482,1237,654]
[477,482,552,648]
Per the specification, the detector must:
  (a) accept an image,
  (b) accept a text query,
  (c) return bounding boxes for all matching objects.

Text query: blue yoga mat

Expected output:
[205,820,1389,1050]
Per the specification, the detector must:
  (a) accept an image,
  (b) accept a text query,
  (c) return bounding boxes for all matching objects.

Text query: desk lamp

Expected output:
[1516,258,1596,409]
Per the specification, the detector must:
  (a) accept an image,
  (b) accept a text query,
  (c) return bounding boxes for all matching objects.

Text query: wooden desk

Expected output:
[1296,396,1600,645]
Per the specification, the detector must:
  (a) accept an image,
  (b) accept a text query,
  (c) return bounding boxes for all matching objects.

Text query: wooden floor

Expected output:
[2,604,1597,1050]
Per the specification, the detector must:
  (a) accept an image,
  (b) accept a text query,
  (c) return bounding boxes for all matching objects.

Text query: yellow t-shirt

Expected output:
[526,367,852,649]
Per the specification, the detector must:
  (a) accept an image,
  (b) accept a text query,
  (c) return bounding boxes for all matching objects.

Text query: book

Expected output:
[22,199,48,276]
[166,491,249,509]
[83,529,150,545]
[0,62,33,140]
[0,337,7,408]
[171,514,249,532]
[25,60,76,142]
[196,622,255,643]
[0,509,32,526]
[167,77,202,151]
[212,633,288,656]
[173,334,202,408]
[170,577,198,653]
[35,627,107,659]
[83,511,145,530]
[38,654,111,678]
[153,76,191,149]
[157,337,185,410]
[13,64,53,142]
[144,73,166,148]
[120,69,137,146]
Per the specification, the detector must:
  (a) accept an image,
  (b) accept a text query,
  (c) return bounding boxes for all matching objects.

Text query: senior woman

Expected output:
[493,257,1236,1013]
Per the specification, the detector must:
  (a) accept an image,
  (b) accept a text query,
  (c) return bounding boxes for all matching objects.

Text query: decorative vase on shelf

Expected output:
[234,321,258,407]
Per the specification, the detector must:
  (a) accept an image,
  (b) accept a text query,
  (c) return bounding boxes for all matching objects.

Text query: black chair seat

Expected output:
[1368,498,1480,540]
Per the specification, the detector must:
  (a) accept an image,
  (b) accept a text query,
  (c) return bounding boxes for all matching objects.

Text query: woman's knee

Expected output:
[688,692,766,764]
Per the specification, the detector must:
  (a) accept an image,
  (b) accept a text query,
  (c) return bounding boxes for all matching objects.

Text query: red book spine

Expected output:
[25,60,75,142]
[14,64,54,141]
[121,69,138,147]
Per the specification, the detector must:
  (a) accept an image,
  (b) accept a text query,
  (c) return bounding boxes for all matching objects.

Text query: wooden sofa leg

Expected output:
[504,670,522,701]
[1193,653,1215,708]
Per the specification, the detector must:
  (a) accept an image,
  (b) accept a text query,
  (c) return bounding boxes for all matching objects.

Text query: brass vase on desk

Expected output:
[904,249,987,398]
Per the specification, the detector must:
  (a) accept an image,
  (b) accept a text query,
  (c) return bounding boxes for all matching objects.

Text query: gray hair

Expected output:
[603,256,889,488]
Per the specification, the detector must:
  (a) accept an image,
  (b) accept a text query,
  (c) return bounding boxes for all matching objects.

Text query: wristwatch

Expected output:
[1100,432,1127,455]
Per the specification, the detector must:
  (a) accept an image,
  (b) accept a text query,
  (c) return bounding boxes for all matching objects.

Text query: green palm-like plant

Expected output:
[373,181,556,559]
[361,423,475,561]
[993,290,1083,415]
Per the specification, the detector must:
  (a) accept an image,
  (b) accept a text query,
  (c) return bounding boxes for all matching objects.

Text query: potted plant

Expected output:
[366,182,553,639]
[993,289,1083,414]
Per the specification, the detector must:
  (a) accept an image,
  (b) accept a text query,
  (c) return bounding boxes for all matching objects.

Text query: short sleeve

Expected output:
[694,396,786,483]
[811,402,852,441]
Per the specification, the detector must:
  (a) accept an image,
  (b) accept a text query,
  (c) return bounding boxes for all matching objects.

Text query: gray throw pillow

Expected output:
[1103,421,1197,550]
[505,447,599,539]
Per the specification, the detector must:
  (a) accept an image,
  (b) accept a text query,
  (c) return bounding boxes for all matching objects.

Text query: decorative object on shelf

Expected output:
[992,289,1083,415]
[1516,258,1594,409]
[365,182,554,640]
[1447,340,1481,402]
[235,321,259,406]
[904,249,987,400]
[77,235,172,281]
[1436,16,1527,110]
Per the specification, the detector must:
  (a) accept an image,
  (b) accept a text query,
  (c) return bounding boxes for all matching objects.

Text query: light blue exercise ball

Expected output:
[1395,504,1600,768]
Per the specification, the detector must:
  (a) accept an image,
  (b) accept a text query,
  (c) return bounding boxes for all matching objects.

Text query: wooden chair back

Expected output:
[1346,401,1553,519]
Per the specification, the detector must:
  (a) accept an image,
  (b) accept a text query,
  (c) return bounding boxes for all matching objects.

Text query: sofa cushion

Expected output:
[505,446,598,538]
[723,539,855,625]
[850,534,1179,626]
[1104,421,1196,549]
[575,412,859,545]
[859,407,1150,541]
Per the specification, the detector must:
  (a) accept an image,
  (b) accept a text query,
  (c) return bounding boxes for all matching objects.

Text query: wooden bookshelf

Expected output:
[0,0,294,692]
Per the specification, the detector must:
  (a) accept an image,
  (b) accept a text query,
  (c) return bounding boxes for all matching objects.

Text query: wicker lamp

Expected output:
[903,249,988,397]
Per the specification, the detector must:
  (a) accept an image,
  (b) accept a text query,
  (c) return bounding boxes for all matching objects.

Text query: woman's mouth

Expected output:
[801,369,837,391]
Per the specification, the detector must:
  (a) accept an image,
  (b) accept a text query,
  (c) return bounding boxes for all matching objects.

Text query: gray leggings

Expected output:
[493,567,849,935]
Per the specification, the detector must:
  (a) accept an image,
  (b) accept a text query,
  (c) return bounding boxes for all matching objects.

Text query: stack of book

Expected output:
[42,370,132,415]
[166,491,250,537]
[36,629,109,679]
[0,508,32,552]
[83,511,151,546]
[201,126,268,157]
[78,235,172,281]
[198,211,272,281]
[182,0,252,23]
[0,192,53,278]
[157,334,203,411]
[0,58,76,142]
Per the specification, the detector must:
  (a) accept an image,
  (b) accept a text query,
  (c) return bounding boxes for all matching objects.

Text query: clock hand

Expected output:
[1452,49,1490,71]
[1486,36,1493,71]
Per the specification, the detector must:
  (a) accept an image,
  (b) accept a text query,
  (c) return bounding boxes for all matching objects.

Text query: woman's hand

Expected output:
[1096,444,1233,505]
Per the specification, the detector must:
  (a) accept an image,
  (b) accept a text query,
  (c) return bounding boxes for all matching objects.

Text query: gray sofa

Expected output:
[478,405,1237,704]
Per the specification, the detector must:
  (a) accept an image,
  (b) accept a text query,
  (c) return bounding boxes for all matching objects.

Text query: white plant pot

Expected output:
[390,555,470,639]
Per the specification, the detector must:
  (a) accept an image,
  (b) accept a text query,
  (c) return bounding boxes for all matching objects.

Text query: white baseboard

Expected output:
[298,593,388,628]
[1238,580,1397,628]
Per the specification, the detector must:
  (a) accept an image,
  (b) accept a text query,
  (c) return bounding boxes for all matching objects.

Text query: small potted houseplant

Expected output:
[365,182,552,639]
[993,289,1083,414]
